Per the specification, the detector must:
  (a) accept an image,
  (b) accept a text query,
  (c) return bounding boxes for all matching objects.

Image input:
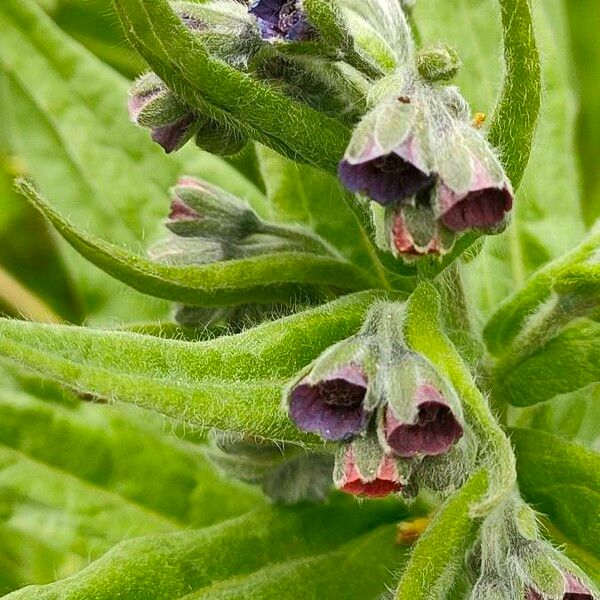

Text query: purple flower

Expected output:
[436,160,513,232]
[338,136,435,206]
[383,383,463,457]
[289,364,369,441]
[249,0,313,41]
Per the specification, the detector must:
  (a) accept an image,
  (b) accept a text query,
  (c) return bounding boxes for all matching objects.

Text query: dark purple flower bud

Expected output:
[334,437,404,498]
[433,127,514,233]
[249,0,313,41]
[151,114,199,154]
[128,73,198,154]
[289,364,369,441]
[383,383,463,457]
[436,164,514,232]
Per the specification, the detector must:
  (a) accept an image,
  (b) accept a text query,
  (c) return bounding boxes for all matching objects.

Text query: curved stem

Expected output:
[487,0,541,189]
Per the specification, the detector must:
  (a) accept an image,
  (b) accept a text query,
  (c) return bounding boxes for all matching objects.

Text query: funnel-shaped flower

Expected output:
[285,335,376,441]
[338,97,435,205]
[289,364,369,441]
[249,0,313,41]
[379,354,463,457]
[128,73,198,154]
[432,124,513,232]
[334,436,404,498]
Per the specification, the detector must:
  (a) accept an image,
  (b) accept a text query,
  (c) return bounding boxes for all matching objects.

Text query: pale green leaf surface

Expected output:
[3,501,406,600]
[512,428,600,581]
[492,319,600,407]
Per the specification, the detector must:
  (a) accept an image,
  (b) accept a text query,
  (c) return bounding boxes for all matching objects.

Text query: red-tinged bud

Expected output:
[334,436,404,498]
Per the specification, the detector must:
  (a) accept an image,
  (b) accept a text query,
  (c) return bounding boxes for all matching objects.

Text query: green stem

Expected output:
[344,47,385,80]
[487,0,541,188]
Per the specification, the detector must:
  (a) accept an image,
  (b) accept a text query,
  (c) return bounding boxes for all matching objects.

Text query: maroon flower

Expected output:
[288,365,369,441]
[128,73,198,154]
[383,384,463,457]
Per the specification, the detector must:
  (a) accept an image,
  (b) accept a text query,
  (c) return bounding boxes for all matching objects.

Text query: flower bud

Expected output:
[333,435,405,498]
[372,194,456,259]
[166,176,260,240]
[285,336,375,441]
[128,73,198,154]
[378,352,463,457]
[416,44,462,82]
[249,0,315,42]
[148,235,228,266]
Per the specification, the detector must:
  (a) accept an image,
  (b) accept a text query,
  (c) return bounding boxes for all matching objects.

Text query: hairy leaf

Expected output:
[512,428,600,580]
[18,180,378,306]
[492,319,600,407]
[2,504,406,600]
[0,292,382,444]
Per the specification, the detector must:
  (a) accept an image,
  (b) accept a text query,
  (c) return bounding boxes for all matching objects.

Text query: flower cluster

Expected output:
[284,302,467,498]
[339,76,513,259]
[468,495,598,600]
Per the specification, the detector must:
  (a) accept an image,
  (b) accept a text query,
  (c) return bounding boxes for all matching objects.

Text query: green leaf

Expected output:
[512,428,600,581]
[511,384,600,450]
[492,319,600,407]
[565,1,600,225]
[0,0,265,321]
[0,387,264,591]
[394,471,488,600]
[483,227,600,357]
[0,292,382,444]
[17,179,378,307]
[2,500,407,600]
[113,0,350,173]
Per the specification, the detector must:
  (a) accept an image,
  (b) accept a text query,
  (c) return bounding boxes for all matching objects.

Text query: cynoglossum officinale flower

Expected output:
[339,72,513,249]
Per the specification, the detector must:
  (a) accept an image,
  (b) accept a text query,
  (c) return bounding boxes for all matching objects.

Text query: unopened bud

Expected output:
[148,235,228,266]
[128,72,198,153]
[417,44,462,82]
[167,176,260,240]
[333,435,405,498]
